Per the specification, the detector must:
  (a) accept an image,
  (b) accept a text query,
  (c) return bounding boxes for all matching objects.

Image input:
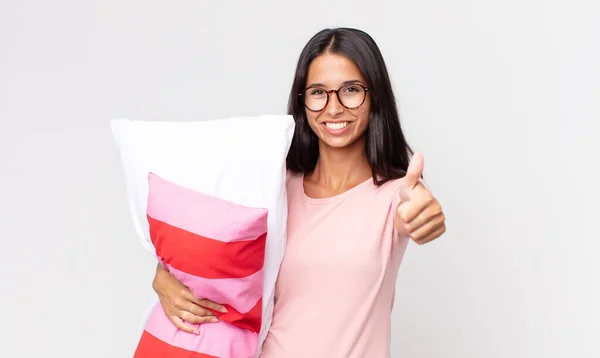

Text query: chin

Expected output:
[325,140,352,149]
[319,135,361,149]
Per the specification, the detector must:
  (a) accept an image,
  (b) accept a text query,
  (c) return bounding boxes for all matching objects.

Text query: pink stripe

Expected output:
[147,172,268,243]
[167,264,263,314]
[144,304,258,358]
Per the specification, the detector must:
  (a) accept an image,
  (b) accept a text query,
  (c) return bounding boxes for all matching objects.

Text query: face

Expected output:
[303,53,371,149]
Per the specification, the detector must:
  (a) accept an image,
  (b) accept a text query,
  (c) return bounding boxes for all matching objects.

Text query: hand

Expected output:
[395,152,446,245]
[152,264,227,335]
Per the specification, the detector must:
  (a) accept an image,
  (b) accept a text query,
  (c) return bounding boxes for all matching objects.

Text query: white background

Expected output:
[1,0,598,357]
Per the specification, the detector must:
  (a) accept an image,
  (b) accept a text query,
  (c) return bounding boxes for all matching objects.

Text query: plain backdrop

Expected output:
[1,0,598,357]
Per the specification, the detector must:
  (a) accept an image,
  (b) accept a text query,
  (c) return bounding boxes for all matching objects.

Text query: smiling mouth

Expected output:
[324,122,349,130]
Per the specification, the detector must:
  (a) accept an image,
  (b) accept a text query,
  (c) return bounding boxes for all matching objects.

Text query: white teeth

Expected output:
[325,122,349,130]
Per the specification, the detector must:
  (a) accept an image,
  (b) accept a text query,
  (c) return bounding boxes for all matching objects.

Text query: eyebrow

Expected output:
[306,79,363,88]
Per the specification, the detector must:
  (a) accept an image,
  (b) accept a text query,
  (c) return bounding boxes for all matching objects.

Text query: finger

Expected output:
[197,298,228,313]
[183,301,216,318]
[415,224,446,245]
[397,196,427,224]
[403,152,424,191]
[409,212,445,242]
[179,289,224,313]
[169,315,201,335]
[180,309,219,325]
[405,201,442,232]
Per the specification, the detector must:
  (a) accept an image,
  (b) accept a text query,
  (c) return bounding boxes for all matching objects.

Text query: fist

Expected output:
[394,152,446,245]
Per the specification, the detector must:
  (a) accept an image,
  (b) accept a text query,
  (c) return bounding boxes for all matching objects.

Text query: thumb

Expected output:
[401,152,424,195]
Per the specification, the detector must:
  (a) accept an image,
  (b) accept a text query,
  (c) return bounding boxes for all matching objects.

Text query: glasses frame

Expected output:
[299,83,370,112]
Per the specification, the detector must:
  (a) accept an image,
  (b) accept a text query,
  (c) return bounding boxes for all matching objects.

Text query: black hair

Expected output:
[285,27,414,185]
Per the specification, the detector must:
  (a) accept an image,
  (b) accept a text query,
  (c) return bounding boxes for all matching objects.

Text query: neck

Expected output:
[308,137,372,189]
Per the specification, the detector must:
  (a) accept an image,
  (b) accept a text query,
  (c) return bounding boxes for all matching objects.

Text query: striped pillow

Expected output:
[133,173,267,358]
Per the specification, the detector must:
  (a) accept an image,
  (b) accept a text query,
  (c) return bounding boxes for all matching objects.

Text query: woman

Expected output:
[152,28,446,357]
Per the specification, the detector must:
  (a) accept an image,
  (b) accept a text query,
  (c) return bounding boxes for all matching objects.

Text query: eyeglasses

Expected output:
[299,83,369,112]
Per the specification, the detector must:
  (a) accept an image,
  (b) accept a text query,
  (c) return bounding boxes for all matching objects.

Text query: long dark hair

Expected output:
[286,27,413,185]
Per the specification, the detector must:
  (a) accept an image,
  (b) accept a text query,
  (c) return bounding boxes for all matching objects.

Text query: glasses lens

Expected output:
[338,85,366,109]
[303,85,366,111]
[304,88,328,111]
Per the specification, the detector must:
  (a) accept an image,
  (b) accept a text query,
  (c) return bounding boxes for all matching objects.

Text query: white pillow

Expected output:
[110,115,294,357]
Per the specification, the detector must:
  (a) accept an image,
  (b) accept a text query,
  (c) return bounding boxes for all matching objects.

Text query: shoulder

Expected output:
[348,176,404,213]
[286,169,301,182]
[285,170,303,190]
[368,176,405,214]
[373,176,405,198]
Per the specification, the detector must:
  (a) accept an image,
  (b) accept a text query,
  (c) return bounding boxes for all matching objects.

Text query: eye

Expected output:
[309,88,326,96]
[343,85,362,93]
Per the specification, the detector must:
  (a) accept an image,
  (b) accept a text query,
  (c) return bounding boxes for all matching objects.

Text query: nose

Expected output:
[325,90,344,116]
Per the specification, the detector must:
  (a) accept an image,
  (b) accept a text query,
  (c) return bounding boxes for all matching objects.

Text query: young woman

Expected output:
[152,28,446,357]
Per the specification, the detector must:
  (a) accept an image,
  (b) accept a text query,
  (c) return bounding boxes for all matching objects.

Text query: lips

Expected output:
[322,121,352,136]
[324,122,349,130]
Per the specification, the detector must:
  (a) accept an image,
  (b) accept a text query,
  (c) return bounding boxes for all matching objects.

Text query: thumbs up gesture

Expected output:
[394,152,446,245]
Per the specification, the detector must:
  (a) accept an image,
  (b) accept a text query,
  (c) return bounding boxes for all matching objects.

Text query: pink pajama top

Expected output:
[260,172,411,358]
